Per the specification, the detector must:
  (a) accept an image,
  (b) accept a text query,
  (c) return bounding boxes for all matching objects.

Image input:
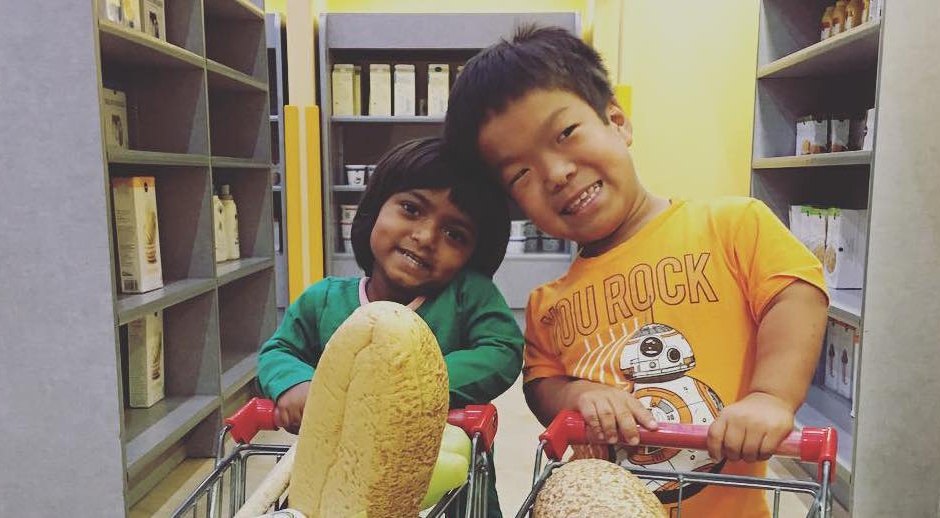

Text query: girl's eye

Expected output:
[443,227,467,244]
[400,200,420,216]
[508,168,530,188]
[557,124,578,143]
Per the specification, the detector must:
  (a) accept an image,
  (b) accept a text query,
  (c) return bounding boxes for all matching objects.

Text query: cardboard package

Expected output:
[796,116,829,155]
[112,176,164,293]
[141,0,166,40]
[427,64,450,117]
[331,64,355,116]
[127,311,165,408]
[102,88,130,150]
[369,64,392,116]
[393,64,416,116]
[824,208,868,289]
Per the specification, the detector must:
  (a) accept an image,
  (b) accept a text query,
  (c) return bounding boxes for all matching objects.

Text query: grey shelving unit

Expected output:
[0,0,274,512]
[317,12,580,309]
[266,12,289,313]
[750,1,884,509]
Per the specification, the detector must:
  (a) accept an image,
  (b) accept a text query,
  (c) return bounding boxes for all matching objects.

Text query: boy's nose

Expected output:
[544,156,576,192]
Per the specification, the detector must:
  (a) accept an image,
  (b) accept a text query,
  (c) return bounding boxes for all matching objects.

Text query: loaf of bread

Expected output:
[533,459,667,518]
[288,301,450,517]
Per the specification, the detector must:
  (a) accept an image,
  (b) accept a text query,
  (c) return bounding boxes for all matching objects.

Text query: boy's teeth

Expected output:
[564,182,601,214]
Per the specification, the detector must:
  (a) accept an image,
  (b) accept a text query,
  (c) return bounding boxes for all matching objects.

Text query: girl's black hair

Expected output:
[350,137,510,278]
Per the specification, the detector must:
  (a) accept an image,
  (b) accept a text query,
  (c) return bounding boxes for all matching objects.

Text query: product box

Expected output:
[213,193,227,263]
[824,319,855,401]
[331,64,355,116]
[848,111,868,151]
[791,206,828,263]
[829,116,851,152]
[125,0,142,30]
[140,0,166,40]
[824,208,868,289]
[127,311,165,408]
[861,108,876,151]
[100,0,123,24]
[393,64,416,116]
[112,176,164,293]
[369,64,392,116]
[427,64,450,117]
[352,65,362,116]
[796,115,829,155]
[102,88,130,150]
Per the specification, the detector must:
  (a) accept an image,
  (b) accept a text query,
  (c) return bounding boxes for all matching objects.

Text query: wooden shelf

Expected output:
[204,0,264,21]
[829,289,863,326]
[211,156,272,169]
[116,278,215,326]
[331,115,445,124]
[334,185,366,192]
[222,351,258,398]
[759,21,881,79]
[98,20,203,69]
[124,395,219,475]
[207,59,267,92]
[216,257,274,286]
[107,149,210,167]
[753,151,871,169]
[504,253,572,262]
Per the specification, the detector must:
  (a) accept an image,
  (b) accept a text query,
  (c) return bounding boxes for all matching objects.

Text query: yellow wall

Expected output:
[620,1,758,198]
[266,0,287,13]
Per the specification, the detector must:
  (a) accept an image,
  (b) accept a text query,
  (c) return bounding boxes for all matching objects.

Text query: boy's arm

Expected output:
[444,278,524,408]
[707,280,828,462]
[708,200,830,462]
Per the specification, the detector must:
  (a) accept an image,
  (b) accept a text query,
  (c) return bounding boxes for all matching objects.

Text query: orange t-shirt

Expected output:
[524,198,827,518]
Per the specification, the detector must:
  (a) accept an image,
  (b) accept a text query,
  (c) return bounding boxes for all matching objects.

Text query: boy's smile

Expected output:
[367,188,478,303]
[478,89,663,256]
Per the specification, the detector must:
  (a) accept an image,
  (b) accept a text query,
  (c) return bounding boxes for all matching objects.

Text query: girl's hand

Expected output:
[706,391,794,463]
[274,381,311,434]
[568,380,658,445]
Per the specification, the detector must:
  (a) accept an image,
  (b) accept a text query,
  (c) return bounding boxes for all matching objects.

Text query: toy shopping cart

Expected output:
[172,397,498,518]
[516,410,837,518]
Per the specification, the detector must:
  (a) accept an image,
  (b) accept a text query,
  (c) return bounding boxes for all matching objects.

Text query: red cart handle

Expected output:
[225,397,277,444]
[224,398,499,452]
[447,404,498,453]
[540,410,837,482]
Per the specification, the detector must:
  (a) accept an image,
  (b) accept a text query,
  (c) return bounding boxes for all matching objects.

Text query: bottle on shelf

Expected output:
[220,184,240,260]
[213,189,227,263]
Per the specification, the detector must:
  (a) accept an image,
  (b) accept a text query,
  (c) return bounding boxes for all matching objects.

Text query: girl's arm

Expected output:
[445,275,524,407]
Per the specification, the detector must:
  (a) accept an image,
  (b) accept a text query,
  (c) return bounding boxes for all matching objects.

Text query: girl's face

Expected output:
[369,188,478,300]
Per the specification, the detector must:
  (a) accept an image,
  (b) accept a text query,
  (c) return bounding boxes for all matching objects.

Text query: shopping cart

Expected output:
[516,410,837,518]
[172,397,498,518]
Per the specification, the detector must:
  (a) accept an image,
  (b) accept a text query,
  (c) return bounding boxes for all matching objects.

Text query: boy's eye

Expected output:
[557,124,579,143]
[508,168,530,188]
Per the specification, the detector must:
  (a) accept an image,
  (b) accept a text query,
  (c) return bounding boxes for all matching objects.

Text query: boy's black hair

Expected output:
[445,25,614,170]
[350,137,510,278]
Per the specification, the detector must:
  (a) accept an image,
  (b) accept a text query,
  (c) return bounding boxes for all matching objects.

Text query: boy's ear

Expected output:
[606,100,633,147]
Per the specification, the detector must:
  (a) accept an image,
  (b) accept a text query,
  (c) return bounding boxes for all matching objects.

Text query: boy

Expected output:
[445,26,829,517]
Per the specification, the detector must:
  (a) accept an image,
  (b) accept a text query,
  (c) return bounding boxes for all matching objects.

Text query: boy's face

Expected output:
[369,188,478,297]
[478,89,640,247]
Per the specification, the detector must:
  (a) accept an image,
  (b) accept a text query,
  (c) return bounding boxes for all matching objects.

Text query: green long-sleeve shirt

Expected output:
[258,270,524,407]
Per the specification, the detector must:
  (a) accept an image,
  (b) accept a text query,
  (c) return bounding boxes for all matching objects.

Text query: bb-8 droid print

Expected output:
[615,323,725,503]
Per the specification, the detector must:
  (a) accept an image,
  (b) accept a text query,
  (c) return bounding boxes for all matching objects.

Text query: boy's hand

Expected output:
[706,392,794,463]
[274,381,310,434]
[569,380,658,445]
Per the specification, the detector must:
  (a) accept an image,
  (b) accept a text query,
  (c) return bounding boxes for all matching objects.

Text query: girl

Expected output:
[257,137,522,517]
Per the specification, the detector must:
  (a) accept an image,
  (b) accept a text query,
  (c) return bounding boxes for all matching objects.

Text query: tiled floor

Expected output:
[131,377,846,517]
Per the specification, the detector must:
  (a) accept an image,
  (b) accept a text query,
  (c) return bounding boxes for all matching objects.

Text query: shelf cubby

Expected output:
[100,63,209,155]
[219,269,276,397]
[122,290,221,474]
